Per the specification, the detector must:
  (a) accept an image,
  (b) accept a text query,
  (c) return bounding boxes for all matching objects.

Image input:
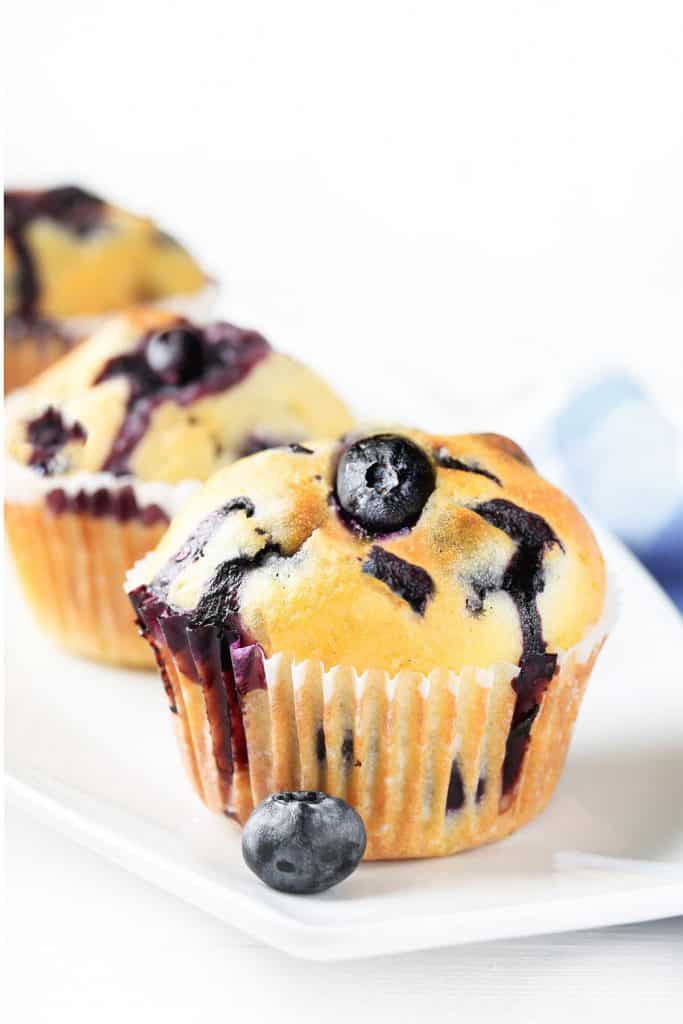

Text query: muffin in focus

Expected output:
[5,309,352,665]
[127,430,610,859]
[4,185,212,392]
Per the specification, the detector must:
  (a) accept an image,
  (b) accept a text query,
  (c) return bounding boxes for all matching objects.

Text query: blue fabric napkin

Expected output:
[535,373,683,611]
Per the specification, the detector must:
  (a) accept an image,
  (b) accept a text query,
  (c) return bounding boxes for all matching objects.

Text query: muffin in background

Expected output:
[5,309,352,665]
[127,430,610,859]
[4,185,213,392]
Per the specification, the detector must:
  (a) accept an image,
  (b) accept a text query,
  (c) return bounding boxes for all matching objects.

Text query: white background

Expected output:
[4,2,683,1020]
[5,1,683,420]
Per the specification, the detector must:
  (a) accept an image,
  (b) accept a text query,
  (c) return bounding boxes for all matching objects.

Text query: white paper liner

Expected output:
[5,491,169,666]
[4,455,200,520]
[152,567,616,856]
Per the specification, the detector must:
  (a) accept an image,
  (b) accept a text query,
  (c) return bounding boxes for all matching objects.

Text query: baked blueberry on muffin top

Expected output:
[128,429,606,831]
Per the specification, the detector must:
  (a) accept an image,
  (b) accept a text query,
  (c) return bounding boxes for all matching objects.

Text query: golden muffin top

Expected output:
[6,309,352,484]
[4,186,207,321]
[128,430,606,677]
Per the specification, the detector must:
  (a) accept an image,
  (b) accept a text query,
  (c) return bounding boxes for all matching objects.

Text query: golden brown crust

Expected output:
[475,432,536,467]
[133,430,606,675]
[4,195,206,319]
[6,311,353,484]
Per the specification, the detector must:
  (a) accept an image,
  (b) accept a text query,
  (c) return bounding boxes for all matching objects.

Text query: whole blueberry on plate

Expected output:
[242,791,366,894]
[336,433,435,534]
[146,327,204,385]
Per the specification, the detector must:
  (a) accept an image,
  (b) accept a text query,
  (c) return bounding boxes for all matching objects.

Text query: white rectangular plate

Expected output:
[6,528,683,961]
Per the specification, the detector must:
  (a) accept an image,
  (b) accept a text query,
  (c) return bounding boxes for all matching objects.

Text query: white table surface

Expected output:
[6,803,682,1022]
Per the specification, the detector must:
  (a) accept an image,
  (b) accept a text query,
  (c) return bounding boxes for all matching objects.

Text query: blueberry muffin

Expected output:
[4,185,212,392]
[5,309,352,666]
[127,430,610,859]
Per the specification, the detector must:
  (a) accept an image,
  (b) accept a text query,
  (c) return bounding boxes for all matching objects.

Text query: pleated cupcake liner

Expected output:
[143,590,613,859]
[5,490,176,667]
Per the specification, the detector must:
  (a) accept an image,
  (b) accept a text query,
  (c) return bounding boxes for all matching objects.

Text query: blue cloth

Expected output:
[537,373,683,611]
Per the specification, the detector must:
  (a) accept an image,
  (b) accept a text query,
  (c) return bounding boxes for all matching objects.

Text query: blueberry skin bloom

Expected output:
[242,792,367,895]
[336,434,435,535]
[145,327,204,385]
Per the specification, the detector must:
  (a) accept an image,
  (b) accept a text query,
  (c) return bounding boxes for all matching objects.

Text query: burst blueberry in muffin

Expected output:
[4,185,212,392]
[127,429,610,859]
[5,309,352,665]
